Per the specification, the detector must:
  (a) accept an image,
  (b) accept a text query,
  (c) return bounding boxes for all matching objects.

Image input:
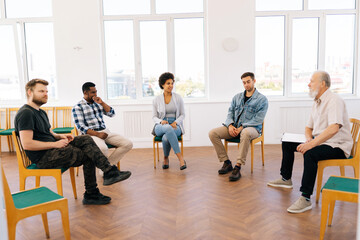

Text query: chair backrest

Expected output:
[0,108,6,130]
[7,108,19,129]
[12,131,32,169]
[1,165,16,214]
[350,118,360,158]
[55,107,73,128]
[40,107,55,128]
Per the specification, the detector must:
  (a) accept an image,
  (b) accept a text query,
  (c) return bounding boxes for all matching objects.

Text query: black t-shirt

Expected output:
[15,104,56,163]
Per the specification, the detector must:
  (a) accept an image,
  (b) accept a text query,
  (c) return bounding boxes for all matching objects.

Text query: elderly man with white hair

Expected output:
[267,71,353,213]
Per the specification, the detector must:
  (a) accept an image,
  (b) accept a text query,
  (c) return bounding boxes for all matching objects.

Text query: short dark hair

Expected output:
[25,79,49,98]
[82,82,96,93]
[241,72,255,80]
[159,72,175,89]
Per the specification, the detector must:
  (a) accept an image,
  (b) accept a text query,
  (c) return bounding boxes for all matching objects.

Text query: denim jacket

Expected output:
[224,89,268,133]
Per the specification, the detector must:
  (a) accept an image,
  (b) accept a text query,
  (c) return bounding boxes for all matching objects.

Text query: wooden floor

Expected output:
[1,145,358,240]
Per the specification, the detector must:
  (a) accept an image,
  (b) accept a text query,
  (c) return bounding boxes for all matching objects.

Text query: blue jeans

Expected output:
[154,117,182,156]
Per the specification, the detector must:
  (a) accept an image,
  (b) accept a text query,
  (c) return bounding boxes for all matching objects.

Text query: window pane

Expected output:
[309,0,355,10]
[174,18,205,98]
[256,0,302,11]
[292,18,319,94]
[0,25,21,100]
[325,15,355,93]
[255,16,284,95]
[156,0,203,14]
[103,0,150,15]
[104,21,136,99]
[5,0,52,18]
[25,23,57,99]
[140,21,167,97]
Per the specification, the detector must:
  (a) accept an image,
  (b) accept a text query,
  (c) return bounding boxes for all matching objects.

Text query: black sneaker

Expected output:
[103,165,131,186]
[218,161,233,174]
[229,167,241,181]
[82,189,111,205]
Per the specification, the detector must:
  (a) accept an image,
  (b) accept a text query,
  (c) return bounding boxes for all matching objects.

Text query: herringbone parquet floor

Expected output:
[1,145,357,240]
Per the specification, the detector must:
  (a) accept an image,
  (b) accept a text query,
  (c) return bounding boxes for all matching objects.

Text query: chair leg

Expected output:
[328,200,336,226]
[339,166,345,176]
[316,165,325,203]
[153,140,156,169]
[35,176,41,188]
[7,220,17,240]
[224,141,228,153]
[250,142,254,174]
[6,135,11,152]
[69,168,77,199]
[181,140,184,157]
[41,213,50,238]
[156,142,160,162]
[55,175,64,196]
[19,176,26,191]
[76,166,79,176]
[261,141,265,166]
[60,201,71,240]
[117,161,120,170]
[320,192,330,240]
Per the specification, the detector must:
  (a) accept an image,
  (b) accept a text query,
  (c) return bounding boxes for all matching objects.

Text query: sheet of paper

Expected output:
[281,132,306,143]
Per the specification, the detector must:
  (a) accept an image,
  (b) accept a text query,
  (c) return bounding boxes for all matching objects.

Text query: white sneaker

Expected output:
[287,196,312,213]
[267,178,293,188]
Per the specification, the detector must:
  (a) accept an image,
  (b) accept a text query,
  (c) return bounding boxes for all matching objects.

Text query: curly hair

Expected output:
[159,72,175,89]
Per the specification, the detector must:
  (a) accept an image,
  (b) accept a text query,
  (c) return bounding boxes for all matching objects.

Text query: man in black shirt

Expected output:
[15,79,131,205]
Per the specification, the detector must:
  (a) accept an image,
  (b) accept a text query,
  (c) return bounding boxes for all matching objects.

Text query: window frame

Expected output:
[99,0,208,103]
[0,0,55,103]
[255,1,358,97]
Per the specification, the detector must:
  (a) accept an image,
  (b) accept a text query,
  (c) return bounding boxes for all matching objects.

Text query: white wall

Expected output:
[1,0,360,151]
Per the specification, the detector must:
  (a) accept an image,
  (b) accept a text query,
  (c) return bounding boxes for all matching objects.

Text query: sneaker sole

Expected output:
[218,169,233,175]
[103,172,131,186]
[82,199,111,205]
[267,183,293,189]
[287,205,312,213]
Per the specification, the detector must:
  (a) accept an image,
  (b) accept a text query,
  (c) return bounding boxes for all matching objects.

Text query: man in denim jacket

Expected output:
[209,72,268,181]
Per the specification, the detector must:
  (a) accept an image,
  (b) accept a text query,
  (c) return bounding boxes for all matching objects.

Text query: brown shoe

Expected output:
[229,167,241,181]
[218,161,233,174]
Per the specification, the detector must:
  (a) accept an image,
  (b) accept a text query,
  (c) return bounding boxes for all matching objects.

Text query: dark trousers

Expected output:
[280,142,346,196]
[36,135,112,193]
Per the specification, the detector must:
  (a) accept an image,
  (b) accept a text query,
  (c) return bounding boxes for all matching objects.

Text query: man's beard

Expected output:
[32,96,47,106]
[309,87,319,99]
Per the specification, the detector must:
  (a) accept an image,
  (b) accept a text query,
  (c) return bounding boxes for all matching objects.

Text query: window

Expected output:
[102,0,205,100]
[256,0,357,96]
[0,0,56,101]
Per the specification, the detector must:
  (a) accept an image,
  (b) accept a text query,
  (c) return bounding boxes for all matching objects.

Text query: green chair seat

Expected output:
[53,127,74,134]
[226,137,240,143]
[106,143,116,148]
[154,135,182,142]
[12,186,64,209]
[27,163,69,173]
[322,176,359,194]
[0,128,15,135]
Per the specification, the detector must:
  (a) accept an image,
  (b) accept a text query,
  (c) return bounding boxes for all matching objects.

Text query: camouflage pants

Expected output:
[37,135,112,193]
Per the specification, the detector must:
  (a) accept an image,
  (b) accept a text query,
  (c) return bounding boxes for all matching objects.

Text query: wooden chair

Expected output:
[53,106,74,134]
[0,108,7,153]
[40,106,55,128]
[153,135,184,168]
[319,176,358,240]
[224,122,265,173]
[1,165,71,240]
[73,127,120,176]
[315,118,360,203]
[0,107,19,152]
[12,131,77,199]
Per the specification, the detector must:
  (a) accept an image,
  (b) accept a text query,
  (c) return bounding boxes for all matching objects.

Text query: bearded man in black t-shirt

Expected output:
[14,79,131,205]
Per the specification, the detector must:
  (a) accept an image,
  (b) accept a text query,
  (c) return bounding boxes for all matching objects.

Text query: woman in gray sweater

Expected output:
[152,72,186,170]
